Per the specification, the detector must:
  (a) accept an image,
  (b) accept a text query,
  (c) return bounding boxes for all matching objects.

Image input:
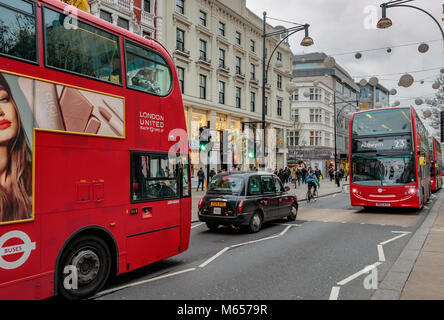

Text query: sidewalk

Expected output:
[191,178,347,222]
[399,192,444,299]
[371,190,444,300]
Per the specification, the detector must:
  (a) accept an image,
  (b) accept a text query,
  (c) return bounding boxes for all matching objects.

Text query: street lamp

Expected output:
[377,0,444,42]
[261,12,314,166]
[332,94,359,172]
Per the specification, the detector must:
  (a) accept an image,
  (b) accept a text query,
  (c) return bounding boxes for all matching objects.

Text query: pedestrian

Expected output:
[329,167,334,182]
[296,167,302,186]
[314,166,322,182]
[301,166,308,184]
[209,168,216,180]
[335,170,341,187]
[197,167,205,191]
[291,168,297,187]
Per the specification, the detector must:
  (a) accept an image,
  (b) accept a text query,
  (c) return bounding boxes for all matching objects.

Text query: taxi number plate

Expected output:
[211,202,226,207]
[213,207,222,215]
[376,203,390,207]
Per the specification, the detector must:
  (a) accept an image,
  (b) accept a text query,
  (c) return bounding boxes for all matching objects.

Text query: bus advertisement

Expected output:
[0,0,191,300]
[349,107,431,209]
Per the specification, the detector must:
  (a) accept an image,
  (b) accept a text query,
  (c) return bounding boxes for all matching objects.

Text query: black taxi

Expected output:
[198,171,298,233]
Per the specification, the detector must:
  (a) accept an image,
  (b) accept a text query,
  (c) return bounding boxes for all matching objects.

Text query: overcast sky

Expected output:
[246,0,443,110]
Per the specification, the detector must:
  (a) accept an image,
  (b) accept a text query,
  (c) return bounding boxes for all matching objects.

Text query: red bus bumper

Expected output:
[350,184,421,209]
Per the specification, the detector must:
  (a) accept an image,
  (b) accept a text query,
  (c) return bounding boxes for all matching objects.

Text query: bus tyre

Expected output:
[57,235,111,300]
[288,204,298,221]
[249,211,262,233]
[206,222,219,231]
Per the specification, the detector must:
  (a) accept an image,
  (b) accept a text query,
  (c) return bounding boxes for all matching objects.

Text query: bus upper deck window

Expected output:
[0,0,37,63]
[125,41,173,96]
[43,7,122,84]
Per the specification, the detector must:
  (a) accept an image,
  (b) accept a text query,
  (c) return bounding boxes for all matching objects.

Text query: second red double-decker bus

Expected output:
[429,136,443,192]
[0,0,191,300]
[349,106,431,209]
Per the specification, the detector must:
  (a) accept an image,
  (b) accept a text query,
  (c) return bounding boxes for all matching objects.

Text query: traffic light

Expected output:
[199,126,212,152]
[247,138,256,159]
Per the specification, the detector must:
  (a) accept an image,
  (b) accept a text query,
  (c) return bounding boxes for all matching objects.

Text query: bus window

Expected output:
[125,41,172,96]
[43,7,122,84]
[0,0,37,63]
[131,153,180,202]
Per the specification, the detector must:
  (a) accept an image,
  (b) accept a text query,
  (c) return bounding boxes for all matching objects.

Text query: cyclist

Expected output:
[306,168,320,200]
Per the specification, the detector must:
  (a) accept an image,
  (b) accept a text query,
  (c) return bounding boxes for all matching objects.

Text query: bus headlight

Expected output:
[409,188,416,194]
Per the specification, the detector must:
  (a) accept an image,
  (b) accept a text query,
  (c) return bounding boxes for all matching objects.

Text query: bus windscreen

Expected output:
[351,108,412,137]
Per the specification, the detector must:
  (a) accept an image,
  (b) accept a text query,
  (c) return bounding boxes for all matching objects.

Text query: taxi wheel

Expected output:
[57,235,111,300]
[249,211,262,233]
[288,204,298,221]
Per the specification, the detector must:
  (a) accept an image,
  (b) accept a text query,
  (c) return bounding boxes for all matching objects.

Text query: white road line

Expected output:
[94,268,196,297]
[329,286,341,300]
[199,247,230,268]
[379,232,410,246]
[337,262,382,286]
[377,244,385,262]
[191,222,204,229]
[230,235,280,248]
[391,231,412,234]
[332,194,338,197]
[279,225,292,236]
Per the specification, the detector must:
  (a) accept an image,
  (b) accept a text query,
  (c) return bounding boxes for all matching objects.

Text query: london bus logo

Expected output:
[0,231,36,270]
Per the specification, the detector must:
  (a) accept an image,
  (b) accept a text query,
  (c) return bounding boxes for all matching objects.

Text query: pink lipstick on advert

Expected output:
[99,106,123,136]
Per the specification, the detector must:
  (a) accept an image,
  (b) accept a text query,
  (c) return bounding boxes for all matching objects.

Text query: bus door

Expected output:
[127,152,182,270]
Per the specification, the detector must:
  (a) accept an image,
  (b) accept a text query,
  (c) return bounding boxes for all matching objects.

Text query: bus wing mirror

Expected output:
[419,157,426,166]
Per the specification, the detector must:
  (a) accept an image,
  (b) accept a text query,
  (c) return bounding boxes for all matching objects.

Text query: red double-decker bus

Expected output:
[429,136,442,192]
[349,106,431,209]
[0,0,191,299]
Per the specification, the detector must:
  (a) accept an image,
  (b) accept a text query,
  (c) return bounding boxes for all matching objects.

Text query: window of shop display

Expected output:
[191,112,207,140]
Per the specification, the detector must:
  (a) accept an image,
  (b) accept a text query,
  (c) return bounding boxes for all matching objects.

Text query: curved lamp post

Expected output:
[377,1,444,43]
[261,12,314,164]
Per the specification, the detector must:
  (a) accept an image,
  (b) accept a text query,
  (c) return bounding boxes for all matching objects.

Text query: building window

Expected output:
[250,92,256,112]
[176,0,184,14]
[310,131,321,146]
[235,31,241,45]
[100,10,112,23]
[310,88,321,101]
[199,10,207,26]
[143,0,151,12]
[218,48,225,68]
[236,87,241,108]
[117,17,129,30]
[325,111,330,125]
[336,80,343,94]
[177,67,184,93]
[324,91,331,103]
[143,31,152,38]
[235,56,241,74]
[277,75,282,89]
[218,22,225,36]
[250,40,255,52]
[277,52,282,61]
[176,28,185,51]
[199,39,207,60]
[291,108,299,122]
[287,131,299,147]
[310,108,322,123]
[292,89,299,101]
[277,100,282,117]
[250,64,256,80]
[325,133,331,147]
[199,74,206,99]
[219,81,225,104]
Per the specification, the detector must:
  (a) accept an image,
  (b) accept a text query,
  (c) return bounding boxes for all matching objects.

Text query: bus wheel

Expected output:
[57,235,111,300]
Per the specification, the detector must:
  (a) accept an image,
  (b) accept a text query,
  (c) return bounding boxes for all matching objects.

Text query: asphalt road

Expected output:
[94,190,435,300]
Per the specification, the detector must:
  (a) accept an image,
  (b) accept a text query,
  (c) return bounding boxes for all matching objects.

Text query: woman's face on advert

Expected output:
[0,85,19,145]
